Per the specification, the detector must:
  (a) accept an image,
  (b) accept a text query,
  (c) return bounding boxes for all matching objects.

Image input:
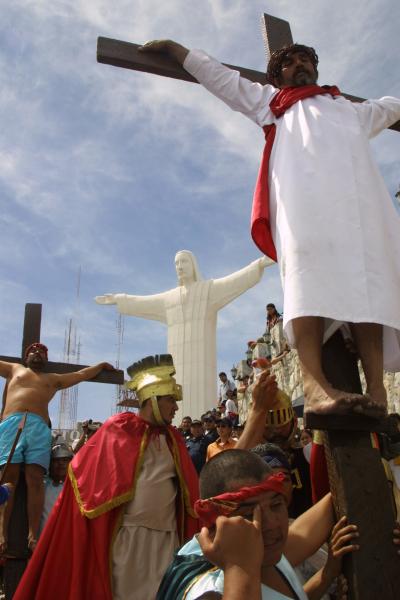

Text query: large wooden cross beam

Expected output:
[0,303,124,401]
[97,13,400,133]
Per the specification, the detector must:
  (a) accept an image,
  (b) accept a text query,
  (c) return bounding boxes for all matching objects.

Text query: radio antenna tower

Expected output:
[113,314,137,414]
[57,267,81,431]
[113,313,125,414]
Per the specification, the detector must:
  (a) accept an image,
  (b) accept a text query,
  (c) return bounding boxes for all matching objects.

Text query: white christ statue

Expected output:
[95,251,272,417]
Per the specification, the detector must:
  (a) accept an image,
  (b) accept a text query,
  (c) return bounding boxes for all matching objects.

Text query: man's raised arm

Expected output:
[53,362,116,390]
[235,369,278,450]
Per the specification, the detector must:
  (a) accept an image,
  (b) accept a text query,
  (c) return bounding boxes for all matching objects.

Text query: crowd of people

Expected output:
[0,337,399,600]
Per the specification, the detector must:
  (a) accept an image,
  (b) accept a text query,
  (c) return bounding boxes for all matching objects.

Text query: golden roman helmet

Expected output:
[265,389,295,427]
[126,355,182,423]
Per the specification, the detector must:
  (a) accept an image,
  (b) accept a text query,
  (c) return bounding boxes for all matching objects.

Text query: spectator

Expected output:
[266,302,282,331]
[206,418,236,462]
[179,416,192,441]
[202,415,218,443]
[232,424,244,441]
[39,443,73,533]
[72,420,102,454]
[218,372,236,406]
[300,429,313,447]
[225,391,239,426]
[186,420,209,474]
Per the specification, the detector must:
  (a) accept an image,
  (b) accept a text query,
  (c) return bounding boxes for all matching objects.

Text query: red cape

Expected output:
[251,84,341,261]
[14,413,199,600]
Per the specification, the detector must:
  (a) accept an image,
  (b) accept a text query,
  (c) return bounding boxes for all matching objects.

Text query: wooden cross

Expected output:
[96,14,400,599]
[0,303,124,417]
[96,13,400,133]
[0,303,124,595]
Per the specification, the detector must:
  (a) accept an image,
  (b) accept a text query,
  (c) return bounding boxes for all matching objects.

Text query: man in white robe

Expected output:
[138,40,400,418]
[96,251,270,418]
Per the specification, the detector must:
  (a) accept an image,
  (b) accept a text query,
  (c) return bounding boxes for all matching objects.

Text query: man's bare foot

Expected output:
[304,380,386,419]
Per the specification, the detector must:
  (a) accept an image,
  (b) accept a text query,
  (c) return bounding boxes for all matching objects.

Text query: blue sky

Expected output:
[1,0,399,426]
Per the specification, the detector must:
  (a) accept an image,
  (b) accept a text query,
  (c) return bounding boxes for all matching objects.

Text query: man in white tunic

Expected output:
[96,250,270,418]
[139,40,400,418]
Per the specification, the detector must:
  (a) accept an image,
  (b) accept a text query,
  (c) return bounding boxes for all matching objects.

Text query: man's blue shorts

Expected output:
[0,412,52,471]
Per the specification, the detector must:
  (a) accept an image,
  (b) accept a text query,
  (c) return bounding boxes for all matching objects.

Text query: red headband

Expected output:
[195,472,288,528]
[24,343,48,360]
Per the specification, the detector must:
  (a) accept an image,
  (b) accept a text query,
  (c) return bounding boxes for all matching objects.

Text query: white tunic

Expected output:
[184,50,400,371]
[112,434,179,600]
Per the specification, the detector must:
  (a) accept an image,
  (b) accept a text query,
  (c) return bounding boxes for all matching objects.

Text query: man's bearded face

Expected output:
[278,51,317,88]
[26,347,48,370]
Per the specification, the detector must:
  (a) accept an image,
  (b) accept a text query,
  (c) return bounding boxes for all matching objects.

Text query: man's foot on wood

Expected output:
[304,384,387,419]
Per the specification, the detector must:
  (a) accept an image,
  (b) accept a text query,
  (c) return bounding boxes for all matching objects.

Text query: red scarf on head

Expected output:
[251,84,341,262]
[195,472,287,528]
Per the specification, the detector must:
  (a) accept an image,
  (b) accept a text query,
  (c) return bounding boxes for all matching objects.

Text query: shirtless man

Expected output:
[0,342,114,553]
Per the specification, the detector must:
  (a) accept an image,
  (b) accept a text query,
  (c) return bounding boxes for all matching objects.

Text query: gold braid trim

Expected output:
[108,504,126,592]
[168,430,197,520]
[69,429,149,519]
[182,566,219,600]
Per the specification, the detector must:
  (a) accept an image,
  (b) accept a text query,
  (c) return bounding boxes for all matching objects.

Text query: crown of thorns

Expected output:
[266,44,319,85]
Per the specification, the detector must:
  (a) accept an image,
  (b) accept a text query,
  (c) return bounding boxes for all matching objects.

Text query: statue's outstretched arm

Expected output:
[95,292,167,323]
[211,257,274,310]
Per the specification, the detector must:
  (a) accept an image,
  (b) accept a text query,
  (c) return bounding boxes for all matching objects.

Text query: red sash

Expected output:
[251,84,341,261]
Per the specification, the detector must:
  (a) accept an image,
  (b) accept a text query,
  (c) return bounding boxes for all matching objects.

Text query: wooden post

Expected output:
[305,412,400,599]
[305,331,400,599]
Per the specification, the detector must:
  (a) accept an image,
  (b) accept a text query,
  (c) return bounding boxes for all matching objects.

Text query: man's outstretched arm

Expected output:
[0,360,15,380]
[139,40,276,122]
[53,362,115,390]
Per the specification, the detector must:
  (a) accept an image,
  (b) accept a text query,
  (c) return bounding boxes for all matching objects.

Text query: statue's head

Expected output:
[174,250,202,285]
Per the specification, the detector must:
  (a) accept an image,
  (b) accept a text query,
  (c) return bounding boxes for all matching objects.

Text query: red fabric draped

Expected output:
[195,472,287,528]
[14,413,199,600]
[251,84,341,261]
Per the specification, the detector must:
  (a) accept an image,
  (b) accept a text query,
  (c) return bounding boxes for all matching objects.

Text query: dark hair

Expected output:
[216,417,233,428]
[251,442,289,469]
[199,449,272,499]
[182,416,192,421]
[218,371,227,377]
[202,415,215,423]
[266,44,319,86]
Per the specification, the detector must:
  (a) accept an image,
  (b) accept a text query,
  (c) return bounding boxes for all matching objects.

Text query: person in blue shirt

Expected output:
[186,420,209,474]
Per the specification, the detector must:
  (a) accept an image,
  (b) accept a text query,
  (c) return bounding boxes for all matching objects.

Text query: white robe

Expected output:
[114,258,264,417]
[112,434,179,600]
[184,50,400,371]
